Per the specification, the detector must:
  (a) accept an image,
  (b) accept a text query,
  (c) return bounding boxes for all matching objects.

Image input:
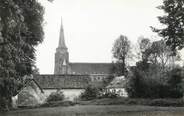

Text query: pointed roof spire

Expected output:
[62,59,67,66]
[58,17,67,48]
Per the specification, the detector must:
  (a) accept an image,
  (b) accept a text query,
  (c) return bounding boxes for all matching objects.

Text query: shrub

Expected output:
[167,68,184,98]
[126,65,184,99]
[0,97,9,111]
[80,85,120,101]
[80,86,100,100]
[46,91,64,103]
[100,91,119,98]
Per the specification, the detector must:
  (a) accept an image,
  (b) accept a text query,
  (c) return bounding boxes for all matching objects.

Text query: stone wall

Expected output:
[34,74,113,89]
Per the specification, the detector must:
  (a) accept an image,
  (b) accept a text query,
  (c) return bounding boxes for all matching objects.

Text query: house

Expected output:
[12,78,45,108]
[34,74,107,101]
[34,74,91,101]
[106,76,128,97]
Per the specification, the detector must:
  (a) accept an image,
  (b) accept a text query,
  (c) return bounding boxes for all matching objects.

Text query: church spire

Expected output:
[58,18,67,48]
[54,17,69,74]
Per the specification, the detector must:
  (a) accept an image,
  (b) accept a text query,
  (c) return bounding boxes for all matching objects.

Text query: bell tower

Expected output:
[54,18,69,74]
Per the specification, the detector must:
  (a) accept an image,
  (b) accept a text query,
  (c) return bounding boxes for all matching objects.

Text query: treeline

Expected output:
[112,0,184,99]
[125,38,184,98]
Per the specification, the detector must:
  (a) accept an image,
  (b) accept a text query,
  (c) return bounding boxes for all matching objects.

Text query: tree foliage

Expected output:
[126,63,184,98]
[126,37,183,99]
[148,40,174,71]
[137,37,152,62]
[80,85,101,101]
[0,0,44,110]
[46,91,65,102]
[138,38,180,71]
[112,35,131,75]
[152,0,184,52]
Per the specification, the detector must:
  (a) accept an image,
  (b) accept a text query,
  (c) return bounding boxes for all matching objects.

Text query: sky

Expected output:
[36,0,164,74]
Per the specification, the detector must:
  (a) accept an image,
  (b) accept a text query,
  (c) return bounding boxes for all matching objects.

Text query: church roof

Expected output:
[34,74,91,89]
[58,17,67,49]
[69,63,114,74]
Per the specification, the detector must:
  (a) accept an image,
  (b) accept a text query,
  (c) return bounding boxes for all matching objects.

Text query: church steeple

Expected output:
[54,17,70,74]
[58,18,67,49]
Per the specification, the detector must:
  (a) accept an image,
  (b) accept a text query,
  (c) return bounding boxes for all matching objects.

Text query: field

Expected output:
[1,105,184,116]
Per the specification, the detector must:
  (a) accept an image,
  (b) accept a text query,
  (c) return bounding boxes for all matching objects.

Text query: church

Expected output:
[33,18,115,101]
[13,19,127,107]
[54,19,114,75]
[12,14,184,106]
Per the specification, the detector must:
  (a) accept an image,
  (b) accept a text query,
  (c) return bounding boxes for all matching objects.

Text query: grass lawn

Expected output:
[1,105,184,116]
[76,98,184,107]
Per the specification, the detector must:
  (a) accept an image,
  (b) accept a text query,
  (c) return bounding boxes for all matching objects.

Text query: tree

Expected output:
[147,40,180,72]
[0,0,44,110]
[137,37,180,72]
[137,37,152,62]
[126,63,184,98]
[152,0,184,53]
[149,40,172,70]
[112,35,131,75]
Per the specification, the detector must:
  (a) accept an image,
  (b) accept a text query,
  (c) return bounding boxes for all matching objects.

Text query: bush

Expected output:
[126,65,184,99]
[0,97,9,111]
[80,86,101,101]
[167,68,184,98]
[46,91,64,103]
[100,91,119,99]
[80,85,120,101]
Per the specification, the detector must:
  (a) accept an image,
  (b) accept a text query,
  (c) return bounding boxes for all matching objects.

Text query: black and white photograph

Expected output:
[0,0,184,116]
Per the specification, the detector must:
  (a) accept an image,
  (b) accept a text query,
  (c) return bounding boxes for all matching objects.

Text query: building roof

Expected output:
[106,76,127,88]
[69,63,114,74]
[13,78,44,96]
[34,74,91,89]
[58,17,67,49]
[29,79,44,93]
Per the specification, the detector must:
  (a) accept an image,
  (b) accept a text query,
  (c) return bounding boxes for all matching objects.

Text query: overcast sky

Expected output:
[36,0,164,74]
